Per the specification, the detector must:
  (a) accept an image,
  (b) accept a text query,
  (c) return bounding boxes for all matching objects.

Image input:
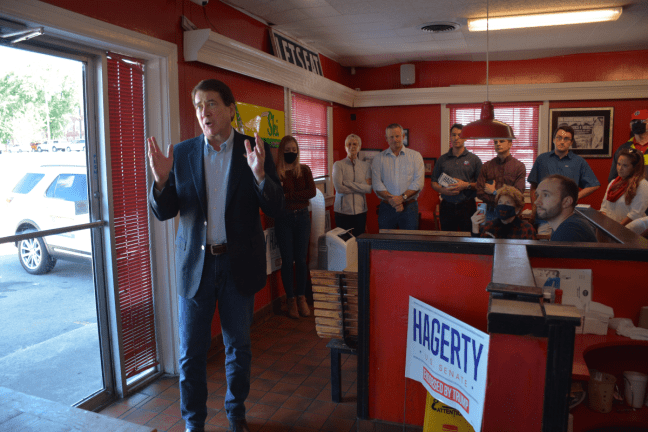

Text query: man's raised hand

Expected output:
[244,133,266,184]
[147,137,173,191]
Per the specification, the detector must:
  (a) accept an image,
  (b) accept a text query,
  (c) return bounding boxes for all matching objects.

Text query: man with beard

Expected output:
[534,174,597,242]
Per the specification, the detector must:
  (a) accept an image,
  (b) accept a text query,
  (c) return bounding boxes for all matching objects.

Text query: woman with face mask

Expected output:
[274,135,316,319]
[600,148,648,226]
[470,185,536,239]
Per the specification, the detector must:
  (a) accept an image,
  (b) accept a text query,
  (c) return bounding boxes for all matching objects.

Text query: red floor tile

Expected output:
[100,313,359,432]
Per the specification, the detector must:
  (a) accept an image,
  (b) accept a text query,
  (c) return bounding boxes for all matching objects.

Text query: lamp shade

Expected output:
[461,101,516,140]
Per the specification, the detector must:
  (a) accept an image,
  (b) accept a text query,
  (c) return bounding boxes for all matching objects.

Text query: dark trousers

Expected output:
[275,208,311,298]
[334,211,367,237]
[439,198,476,232]
[178,253,254,429]
[378,200,419,230]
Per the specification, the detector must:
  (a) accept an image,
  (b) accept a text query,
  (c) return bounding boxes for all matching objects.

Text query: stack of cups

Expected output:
[588,371,617,413]
[623,371,648,409]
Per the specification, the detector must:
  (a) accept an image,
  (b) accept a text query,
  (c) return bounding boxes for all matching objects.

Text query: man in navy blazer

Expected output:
[148,79,283,432]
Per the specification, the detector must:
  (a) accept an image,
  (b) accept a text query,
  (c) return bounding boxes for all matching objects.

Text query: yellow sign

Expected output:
[232,102,284,148]
[424,393,475,432]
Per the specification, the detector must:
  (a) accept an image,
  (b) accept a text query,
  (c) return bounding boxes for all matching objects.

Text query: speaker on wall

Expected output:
[400,64,415,85]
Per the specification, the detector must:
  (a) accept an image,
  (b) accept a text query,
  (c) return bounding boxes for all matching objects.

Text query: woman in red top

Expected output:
[275,136,316,319]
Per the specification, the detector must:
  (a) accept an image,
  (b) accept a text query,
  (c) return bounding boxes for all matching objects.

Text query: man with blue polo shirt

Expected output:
[528,125,600,233]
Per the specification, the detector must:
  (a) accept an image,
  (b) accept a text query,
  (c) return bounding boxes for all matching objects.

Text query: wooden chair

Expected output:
[310,269,358,403]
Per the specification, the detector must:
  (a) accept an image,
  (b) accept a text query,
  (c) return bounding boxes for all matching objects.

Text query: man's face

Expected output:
[450,127,466,149]
[386,127,403,153]
[553,129,573,155]
[193,90,235,141]
[534,179,565,222]
[494,139,512,156]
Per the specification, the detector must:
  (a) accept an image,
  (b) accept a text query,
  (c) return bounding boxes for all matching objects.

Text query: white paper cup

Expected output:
[623,371,648,409]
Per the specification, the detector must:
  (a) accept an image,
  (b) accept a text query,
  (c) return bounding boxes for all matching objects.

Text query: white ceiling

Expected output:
[221,0,648,67]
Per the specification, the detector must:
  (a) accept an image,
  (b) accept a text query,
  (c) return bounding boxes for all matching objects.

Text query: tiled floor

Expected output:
[99,312,357,432]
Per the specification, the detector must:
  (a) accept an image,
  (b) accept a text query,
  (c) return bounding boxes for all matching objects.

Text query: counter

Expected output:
[355,208,648,432]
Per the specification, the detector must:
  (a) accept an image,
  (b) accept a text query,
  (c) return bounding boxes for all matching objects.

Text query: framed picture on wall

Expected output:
[359,149,382,166]
[403,128,409,147]
[423,157,436,178]
[549,107,614,158]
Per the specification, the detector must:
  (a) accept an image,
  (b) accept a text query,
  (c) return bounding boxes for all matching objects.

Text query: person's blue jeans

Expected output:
[178,253,255,430]
[275,208,311,298]
[378,200,419,230]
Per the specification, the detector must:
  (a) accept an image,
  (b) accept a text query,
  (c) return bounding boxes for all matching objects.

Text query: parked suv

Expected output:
[6,165,92,274]
[38,140,66,152]
[66,139,86,152]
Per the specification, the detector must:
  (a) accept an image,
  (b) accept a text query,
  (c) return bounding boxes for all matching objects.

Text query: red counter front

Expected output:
[356,232,648,431]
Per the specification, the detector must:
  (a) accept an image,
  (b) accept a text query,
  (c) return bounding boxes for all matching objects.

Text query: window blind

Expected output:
[107,52,158,379]
[290,92,328,178]
[450,103,540,188]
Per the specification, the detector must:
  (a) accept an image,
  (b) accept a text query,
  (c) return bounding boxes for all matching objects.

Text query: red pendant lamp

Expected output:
[461,0,516,141]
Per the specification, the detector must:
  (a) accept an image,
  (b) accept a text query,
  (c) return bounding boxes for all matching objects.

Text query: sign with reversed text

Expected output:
[405,297,489,432]
[270,30,323,76]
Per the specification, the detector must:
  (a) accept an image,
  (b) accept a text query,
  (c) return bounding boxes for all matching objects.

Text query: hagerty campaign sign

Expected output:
[405,297,490,432]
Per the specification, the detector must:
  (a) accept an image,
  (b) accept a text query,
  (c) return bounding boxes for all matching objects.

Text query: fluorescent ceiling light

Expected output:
[468,7,622,32]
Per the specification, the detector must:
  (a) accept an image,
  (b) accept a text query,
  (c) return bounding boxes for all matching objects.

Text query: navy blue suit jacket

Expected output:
[149,130,284,298]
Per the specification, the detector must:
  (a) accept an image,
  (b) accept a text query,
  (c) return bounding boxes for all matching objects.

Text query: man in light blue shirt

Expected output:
[372,123,425,230]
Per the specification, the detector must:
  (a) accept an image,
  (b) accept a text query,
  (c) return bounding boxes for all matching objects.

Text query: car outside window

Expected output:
[12,173,45,194]
[45,174,88,201]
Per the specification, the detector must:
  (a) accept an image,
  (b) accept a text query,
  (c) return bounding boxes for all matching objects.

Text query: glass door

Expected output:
[0,44,112,408]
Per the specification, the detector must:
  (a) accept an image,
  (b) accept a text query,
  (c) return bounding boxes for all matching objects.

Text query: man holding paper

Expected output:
[431,123,483,232]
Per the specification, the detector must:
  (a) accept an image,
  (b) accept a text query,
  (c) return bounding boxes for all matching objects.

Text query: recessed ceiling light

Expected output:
[467,7,622,32]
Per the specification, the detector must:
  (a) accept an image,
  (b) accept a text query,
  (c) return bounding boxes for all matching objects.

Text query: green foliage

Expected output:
[0,72,30,144]
[0,68,79,144]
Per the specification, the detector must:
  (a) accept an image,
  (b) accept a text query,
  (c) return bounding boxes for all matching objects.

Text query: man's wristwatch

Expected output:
[402,193,408,201]
[465,184,472,190]
[492,189,497,196]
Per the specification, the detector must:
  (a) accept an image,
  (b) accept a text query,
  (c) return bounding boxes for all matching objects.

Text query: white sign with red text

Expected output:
[405,297,489,432]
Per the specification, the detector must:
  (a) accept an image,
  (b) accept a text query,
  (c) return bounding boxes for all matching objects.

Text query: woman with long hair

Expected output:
[600,148,648,225]
[274,135,316,319]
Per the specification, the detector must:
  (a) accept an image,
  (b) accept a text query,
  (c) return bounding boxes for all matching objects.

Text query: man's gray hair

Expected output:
[385,123,404,136]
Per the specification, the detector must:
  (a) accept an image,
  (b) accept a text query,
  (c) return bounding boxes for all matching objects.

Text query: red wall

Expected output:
[338,52,648,222]
[348,51,648,91]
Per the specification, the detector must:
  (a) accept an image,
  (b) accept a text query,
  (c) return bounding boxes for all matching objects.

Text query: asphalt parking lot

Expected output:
[0,151,103,405]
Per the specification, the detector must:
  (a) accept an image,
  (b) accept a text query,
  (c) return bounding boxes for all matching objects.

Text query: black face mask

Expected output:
[284,152,298,164]
[496,204,517,220]
[631,120,647,136]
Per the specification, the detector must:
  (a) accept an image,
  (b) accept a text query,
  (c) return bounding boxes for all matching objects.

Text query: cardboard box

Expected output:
[532,268,592,310]
[582,311,609,335]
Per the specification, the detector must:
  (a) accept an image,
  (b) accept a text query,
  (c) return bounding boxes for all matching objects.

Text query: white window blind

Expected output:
[450,103,540,188]
[290,92,328,178]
